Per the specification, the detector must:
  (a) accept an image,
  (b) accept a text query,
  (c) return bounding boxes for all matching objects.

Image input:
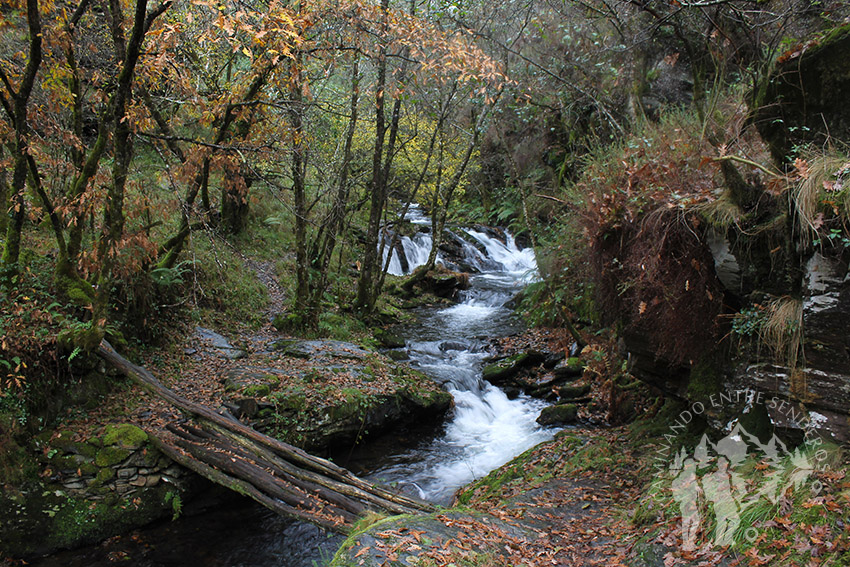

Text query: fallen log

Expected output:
[97,340,435,532]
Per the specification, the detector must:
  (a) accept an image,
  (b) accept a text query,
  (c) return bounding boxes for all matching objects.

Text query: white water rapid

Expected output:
[370,215,555,503]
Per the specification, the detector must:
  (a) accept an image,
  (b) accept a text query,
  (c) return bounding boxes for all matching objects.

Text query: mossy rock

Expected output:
[753,24,850,163]
[552,357,585,378]
[0,480,188,559]
[95,467,115,484]
[49,431,79,453]
[537,403,578,426]
[102,424,148,449]
[95,446,131,467]
[77,462,98,476]
[273,392,308,412]
[374,328,406,349]
[557,384,591,400]
[481,354,526,383]
[386,350,409,361]
[242,384,271,397]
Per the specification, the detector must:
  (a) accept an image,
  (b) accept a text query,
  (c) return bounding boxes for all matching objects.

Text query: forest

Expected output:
[2,0,850,564]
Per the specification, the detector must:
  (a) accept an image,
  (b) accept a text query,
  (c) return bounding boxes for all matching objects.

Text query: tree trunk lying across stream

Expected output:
[97,340,434,533]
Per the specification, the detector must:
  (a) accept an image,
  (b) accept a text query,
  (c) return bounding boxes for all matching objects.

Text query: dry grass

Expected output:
[695,192,743,229]
[794,153,850,243]
[760,296,803,369]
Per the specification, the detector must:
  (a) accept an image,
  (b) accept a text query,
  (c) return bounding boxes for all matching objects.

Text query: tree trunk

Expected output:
[290,43,311,323]
[0,0,42,288]
[306,56,360,319]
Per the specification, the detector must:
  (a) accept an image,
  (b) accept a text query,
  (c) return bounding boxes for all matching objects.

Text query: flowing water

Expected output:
[30,214,553,566]
[365,221,552,503]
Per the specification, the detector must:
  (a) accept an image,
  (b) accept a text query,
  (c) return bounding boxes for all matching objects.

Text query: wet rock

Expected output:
[537,403,578,426]
[557,384,592,401]
[386,350,409,361]
[481,351,546,385]
[552,357,584,379]
[194,327,246,360]
[542,351,565,369]
[374,328,405,349]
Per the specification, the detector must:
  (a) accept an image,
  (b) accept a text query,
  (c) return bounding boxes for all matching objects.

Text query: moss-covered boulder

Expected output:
[240,349,453,452]
[374,328,406,349]
[537,403,578,426]
[753,24,850,163]
[552,357,584,378]
[481,351,546,385]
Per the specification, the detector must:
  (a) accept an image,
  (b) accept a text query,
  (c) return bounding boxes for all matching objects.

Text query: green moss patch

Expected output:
[102,424,148,449]
[95,446,131,467]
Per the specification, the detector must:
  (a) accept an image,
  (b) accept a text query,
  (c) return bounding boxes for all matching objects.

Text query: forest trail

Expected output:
[96,341,434,533]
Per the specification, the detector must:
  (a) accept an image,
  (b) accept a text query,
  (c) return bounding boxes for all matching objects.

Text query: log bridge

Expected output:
[97,341,434,533]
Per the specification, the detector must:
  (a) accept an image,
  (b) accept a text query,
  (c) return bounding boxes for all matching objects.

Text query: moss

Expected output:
[95,446,131,467]
[557,384,591,399]
[686,357,724,405]
[74,441,98,459]
[242,384,271,397]
[0,481,183,558]
[263,374,281,386]
[274,392,308,412]
[50,430,79,453]
[77,462,98,476]
[95,467,115,484]
[102,424,148,449]
[374,328,405,348]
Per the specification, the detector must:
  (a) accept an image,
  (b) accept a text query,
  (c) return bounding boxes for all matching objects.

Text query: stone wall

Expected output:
[45,424,186,498]
[0,424,193,560]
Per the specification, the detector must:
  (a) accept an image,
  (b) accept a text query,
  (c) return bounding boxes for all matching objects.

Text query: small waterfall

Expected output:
[369,222,554,503]
[381,206,437,276]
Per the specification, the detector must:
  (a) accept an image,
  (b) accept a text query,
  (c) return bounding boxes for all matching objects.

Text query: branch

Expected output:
[713,155,784,179]
[137,131,269,152]
[67,0,90,28]
[0,63,17,101]
[145,0,172,33]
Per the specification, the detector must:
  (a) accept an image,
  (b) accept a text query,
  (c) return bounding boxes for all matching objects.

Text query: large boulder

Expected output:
[753,24,850,164]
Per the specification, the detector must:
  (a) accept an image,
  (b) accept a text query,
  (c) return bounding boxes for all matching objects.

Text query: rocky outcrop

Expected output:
[753,24,850,163]
[191,327,246,359]
[481,350,587,401]
[220,340,453,452]
[727,252,850,442]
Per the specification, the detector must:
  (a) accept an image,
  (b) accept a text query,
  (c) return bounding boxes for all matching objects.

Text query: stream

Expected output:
[31,213,554,567]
